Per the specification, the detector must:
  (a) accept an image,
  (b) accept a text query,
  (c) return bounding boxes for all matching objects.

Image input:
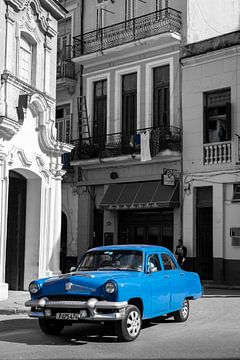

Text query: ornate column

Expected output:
[53,170,64,274]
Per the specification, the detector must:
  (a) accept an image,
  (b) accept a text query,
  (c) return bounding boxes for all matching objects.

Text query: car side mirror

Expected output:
[70,266,76,272]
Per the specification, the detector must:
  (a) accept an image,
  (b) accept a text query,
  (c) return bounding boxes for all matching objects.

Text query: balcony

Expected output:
[56,58,76,94]
[57,60,75,79]
[73,8,182,58]
[71,126,181,162]
[203,141,232,165]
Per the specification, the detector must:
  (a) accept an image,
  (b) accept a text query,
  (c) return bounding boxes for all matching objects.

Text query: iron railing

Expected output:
[73,8,182,57]
[71,125,181,161]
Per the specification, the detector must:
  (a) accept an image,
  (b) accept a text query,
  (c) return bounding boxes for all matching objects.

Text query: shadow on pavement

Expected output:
[0,316,174,345]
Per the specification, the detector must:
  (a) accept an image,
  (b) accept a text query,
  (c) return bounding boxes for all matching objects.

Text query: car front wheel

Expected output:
[173,298,189,322]
[114,305,142,342]
[38,318,65,335]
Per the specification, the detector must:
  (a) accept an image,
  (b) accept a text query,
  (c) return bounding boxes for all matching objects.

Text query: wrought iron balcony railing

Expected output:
[71,125,181,161]
[73,8,182,57]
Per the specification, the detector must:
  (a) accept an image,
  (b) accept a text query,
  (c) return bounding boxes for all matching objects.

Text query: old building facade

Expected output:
[58,0,240,283]
[0,0,72,299]
[69,0,185,261]
[182,32,240,283]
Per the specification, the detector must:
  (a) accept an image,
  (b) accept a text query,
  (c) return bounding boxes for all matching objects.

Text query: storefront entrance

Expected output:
[196,187,213,280]
[5,171,27,290]
[119,210,173,251]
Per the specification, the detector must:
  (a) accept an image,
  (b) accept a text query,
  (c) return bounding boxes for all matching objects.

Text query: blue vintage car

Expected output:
[25,245,202,341]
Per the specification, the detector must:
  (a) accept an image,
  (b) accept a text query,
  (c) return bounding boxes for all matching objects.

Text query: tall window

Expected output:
[153,65,169,128]
[19,35,32,84]
[125,0,135,21]
[122,73,137,136]
[57,18,72,63]
[156,0,169,11]
[93,80,107,143]
[56,104,72,143]
[203,88,231,143]
[96,0,108,30]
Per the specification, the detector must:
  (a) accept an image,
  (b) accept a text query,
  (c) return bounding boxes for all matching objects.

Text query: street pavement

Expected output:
[0,289,240,359]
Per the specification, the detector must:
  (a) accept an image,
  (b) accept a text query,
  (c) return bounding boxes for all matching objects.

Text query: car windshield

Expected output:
[77,250,143,272]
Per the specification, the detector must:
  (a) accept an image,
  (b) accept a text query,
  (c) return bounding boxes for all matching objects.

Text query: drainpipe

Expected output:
[179,53,183,241]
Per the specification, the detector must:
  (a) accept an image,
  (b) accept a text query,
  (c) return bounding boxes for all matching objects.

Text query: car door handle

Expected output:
[180,273,184,276]
[164,275,169,279]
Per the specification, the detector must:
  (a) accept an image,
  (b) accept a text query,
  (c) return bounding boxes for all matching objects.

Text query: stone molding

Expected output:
[5,0,58,37]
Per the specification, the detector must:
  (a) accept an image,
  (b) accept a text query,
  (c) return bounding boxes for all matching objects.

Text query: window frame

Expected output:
[203,88,231,144]
[56,103,72,144]
[160,252,177,271]
[19,33,36,86]
[232,183,240,202]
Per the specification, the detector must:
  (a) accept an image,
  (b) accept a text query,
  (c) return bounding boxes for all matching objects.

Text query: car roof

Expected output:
[87,244,171,254]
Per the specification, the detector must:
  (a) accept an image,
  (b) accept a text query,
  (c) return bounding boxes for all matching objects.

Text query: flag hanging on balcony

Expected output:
[141,130,151,162]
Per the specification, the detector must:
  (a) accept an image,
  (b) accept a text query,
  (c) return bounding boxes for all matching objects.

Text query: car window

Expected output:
[147,254,161,273]
[161,253,177,270]
[78,250,143,271]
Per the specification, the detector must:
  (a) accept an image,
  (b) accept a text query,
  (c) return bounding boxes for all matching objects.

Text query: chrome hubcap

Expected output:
[182,300,189,318]
[127,310,141,337]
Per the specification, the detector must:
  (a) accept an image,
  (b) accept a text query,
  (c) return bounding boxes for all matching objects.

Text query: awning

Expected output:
[99,181,179,210]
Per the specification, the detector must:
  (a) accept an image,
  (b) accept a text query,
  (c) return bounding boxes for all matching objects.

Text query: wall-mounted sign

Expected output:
[162,169,175,186]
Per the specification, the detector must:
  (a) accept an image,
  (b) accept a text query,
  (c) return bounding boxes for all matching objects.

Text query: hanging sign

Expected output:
[162,169,175,186]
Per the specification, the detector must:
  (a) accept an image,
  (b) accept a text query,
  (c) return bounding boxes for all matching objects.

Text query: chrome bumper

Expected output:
[25,298,128,321]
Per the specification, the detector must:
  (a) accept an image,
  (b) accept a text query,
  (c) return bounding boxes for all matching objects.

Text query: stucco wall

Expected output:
[187,0,240,44]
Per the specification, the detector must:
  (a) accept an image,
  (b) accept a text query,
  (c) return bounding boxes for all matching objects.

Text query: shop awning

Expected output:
[99,181,179,210]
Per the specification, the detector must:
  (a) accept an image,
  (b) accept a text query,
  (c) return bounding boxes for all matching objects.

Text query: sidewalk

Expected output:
[0,291,29,315]
[0,285,240,315]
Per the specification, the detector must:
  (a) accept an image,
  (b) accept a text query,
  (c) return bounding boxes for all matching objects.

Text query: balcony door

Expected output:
[122,73,137,151]
[93,79,107,146]
[153,65,169,128]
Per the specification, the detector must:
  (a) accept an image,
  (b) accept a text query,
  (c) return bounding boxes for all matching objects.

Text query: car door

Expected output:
[146,253,170,316]
[160,252,187,310]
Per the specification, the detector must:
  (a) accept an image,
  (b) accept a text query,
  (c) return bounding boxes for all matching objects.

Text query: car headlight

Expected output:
[29,281,40,294]
[105,281,117,294]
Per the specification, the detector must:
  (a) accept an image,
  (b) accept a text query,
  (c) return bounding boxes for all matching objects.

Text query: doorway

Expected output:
[196,187,213,280]
[119,210,173,251]
[5,171,27,290]
[60,212,67,273]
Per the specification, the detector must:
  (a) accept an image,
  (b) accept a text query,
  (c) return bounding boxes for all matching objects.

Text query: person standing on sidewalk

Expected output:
[175,239,187,269]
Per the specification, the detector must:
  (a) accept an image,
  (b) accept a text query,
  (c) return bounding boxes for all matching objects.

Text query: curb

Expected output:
[0,309,29,315]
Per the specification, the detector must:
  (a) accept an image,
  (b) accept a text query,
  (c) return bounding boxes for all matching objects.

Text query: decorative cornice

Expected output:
[6,0,57,37]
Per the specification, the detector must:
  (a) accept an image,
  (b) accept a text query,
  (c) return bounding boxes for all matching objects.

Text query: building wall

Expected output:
[56,0,82,268]
[186,0,240,44]
[182,41,240,282]
[0,0,71,300]
[82,0,187,33]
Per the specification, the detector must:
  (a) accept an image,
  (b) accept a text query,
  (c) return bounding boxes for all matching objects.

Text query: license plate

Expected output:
[56,313,79,320]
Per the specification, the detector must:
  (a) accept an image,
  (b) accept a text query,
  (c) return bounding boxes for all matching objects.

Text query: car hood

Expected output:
[37,270,140,298]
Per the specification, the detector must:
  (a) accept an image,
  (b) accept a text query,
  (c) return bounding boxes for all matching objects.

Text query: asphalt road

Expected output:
[0,295,240,360]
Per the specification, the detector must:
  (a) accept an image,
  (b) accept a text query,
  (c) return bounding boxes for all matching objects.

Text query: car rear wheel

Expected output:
[173,298,189,322]
[114,305,142,342]
[38,318,65,335]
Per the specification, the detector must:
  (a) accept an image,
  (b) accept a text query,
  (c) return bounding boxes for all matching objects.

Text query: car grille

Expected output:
[47,295,102,302]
